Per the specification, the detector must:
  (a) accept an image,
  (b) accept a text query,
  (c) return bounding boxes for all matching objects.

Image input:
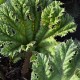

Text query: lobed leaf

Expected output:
[31,39,80,80]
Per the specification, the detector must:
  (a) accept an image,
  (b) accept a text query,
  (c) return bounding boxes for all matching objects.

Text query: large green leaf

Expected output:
[44,13,76,39]
[31,39,80,80]
[0,0,77,61]
[35,1,64,42]
[36,1,76,43]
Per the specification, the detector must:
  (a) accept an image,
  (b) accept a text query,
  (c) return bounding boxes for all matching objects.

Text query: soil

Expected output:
[0,55,32,80]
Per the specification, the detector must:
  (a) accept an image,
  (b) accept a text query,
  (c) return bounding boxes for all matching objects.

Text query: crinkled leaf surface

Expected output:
[31,39,80,80]
[0,0,76,62]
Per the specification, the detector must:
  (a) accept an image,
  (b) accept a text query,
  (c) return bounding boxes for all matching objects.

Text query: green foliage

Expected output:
[0,0,76,62]
[31,39,80,80]
[0,0,6,5]
[0,0,78,79]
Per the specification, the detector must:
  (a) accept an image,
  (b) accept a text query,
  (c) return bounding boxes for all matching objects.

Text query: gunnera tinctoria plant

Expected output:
[0,0,76,62]
[0,0,78,80]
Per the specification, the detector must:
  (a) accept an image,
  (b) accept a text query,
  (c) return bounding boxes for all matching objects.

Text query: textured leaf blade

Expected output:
[44,14,77,39]
[31,39,80,80]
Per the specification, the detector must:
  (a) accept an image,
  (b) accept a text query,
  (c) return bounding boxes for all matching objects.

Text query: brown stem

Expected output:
[21,51,32,77]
